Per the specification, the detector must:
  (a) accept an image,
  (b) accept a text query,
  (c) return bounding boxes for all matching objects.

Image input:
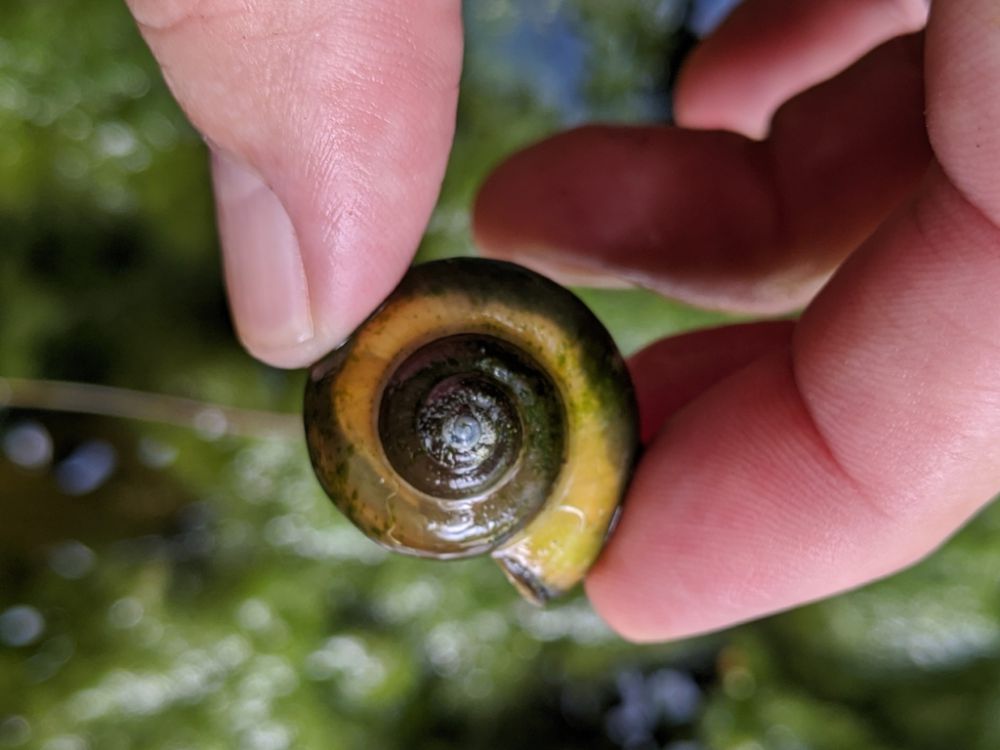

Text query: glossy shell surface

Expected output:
[304,258,638,603]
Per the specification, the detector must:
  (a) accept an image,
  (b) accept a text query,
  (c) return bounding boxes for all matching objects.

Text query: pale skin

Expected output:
[125,0,1000,641]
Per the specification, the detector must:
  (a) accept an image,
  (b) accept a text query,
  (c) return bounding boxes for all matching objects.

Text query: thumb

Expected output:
[126,0,463,367]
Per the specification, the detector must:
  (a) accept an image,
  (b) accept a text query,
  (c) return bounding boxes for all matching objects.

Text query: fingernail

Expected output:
[211,150,315,366]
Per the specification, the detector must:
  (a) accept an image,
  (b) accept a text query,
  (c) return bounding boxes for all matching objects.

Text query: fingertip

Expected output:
[212,149,398,370]
[473,130,634,288]
[673,50,771,140]
[585,570,678,644]
[235,333,341,371]
[211,150,322,369]
[628,322,796,444]
[129,0,464,369]
[673,0,929,140]
[471,135,555,256]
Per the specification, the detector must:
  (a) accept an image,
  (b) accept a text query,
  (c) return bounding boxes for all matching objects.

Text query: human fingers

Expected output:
[125,0,462,367]
[629,321,794,444]
[474,35,928,314]
[587,0,1000,641]
[676,0,928,138]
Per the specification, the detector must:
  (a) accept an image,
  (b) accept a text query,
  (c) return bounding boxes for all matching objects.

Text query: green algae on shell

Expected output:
[303,258,638,604]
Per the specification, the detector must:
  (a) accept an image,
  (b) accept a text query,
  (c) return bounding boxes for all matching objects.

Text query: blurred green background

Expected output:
[2,1,1000,748]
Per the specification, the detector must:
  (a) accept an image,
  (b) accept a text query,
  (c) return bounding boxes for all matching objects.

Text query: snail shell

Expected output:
[304,258,638,603]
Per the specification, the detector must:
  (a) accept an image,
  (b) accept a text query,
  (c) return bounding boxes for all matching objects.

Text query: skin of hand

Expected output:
[125,0,1000,641]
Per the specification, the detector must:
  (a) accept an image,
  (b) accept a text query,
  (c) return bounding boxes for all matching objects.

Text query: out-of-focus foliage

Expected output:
[1,1,999,749]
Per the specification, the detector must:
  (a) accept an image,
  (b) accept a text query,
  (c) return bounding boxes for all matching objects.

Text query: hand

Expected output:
[126,0,1000,641]
[124,0,463,368]
[475,0,999,641]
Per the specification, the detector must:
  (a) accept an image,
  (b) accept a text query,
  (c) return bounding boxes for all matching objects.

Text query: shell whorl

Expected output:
[304,258,638,602]
[376,333,565,551]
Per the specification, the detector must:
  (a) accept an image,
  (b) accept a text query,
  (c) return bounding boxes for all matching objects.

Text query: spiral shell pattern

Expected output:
[304,258,638,603]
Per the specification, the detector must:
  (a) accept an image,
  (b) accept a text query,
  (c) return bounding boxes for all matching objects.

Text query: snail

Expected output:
[303,258,638,604]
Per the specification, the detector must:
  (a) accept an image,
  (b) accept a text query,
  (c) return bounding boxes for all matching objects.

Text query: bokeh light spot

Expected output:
[0,606,45,648]
[0,715,31,747]
[48,541,96,580]
[55,440,117,495]
[2,421,53,469]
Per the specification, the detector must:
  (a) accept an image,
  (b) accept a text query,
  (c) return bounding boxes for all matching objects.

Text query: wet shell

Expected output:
[304,258,638,603]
